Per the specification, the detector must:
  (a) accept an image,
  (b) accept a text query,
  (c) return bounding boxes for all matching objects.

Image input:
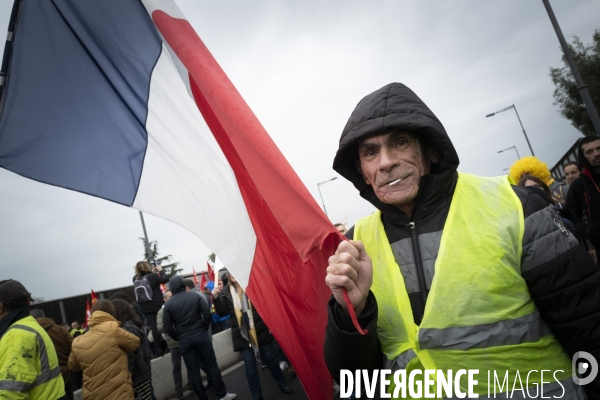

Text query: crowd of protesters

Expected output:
[0,260,297,400]
[507,136,600,266]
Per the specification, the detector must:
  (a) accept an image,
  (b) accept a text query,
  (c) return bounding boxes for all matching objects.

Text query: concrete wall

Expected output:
[74,330,241,400]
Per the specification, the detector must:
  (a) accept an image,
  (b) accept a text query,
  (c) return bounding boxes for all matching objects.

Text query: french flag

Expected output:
[0,1,340,398]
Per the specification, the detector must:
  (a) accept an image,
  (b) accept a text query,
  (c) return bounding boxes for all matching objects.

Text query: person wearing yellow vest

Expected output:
[324,83,600,399]
[69,321,84,338]
[0,279,66,399]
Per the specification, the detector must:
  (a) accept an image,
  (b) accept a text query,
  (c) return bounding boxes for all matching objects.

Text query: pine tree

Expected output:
[139,238,182,278]
[550,30,600,136]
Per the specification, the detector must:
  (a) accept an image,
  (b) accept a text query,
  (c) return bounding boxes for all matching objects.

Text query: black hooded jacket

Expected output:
[566,136,600,251]
[162,276,211,341]
[121,320,152,387]
[325,83,600,396]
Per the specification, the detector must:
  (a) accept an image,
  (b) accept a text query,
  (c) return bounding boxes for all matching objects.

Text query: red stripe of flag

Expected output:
[152,12,339,400]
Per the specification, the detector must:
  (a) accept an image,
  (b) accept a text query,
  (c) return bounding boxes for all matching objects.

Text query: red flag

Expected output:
[160,283,167,293]
[91,290,98,306]
[192,268,200,288]
[82,299,91,329]
[207,262,215,282]
[199,271,208,290]
[147,5,340,399]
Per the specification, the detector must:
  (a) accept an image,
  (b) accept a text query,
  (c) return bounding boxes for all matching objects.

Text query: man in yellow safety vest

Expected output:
[324,83,600,399]
[0,279,66,399]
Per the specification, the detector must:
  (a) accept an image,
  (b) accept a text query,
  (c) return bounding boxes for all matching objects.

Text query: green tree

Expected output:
[139,238,182,278]
[208,252,216,263]
[550,30,600,136]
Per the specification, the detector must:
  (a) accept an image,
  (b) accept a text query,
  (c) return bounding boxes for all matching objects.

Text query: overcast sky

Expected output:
[0,1,598,301]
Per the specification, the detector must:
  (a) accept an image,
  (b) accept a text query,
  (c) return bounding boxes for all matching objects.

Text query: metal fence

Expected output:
[28,271,219,325]
[30,285,136,326]
[551,139,579,181]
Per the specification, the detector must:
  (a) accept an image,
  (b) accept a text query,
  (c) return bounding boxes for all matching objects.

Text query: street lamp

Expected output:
[486,104,535,156]
[317,177,337,216]
[497,145,521,160]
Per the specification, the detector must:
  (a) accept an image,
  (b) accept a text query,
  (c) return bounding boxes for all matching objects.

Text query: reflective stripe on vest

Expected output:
[0,323,62,392]
[419,311,553,351]
[355,173,578,398]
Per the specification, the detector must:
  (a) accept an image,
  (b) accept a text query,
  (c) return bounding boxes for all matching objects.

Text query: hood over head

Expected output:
[169,275,186,295]
[333,83,459,215]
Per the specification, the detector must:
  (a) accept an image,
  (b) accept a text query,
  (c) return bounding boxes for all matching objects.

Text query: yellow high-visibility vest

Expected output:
[354,173,581,399]
[0,316,65,399]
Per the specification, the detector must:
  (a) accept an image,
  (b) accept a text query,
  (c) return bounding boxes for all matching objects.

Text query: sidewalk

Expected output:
[181,361,342,400]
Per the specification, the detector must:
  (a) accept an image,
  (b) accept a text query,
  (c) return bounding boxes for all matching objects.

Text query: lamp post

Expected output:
[139,211,155,263]
[317,177,337,216]
[486,104,535,157]
[497,145,521,160]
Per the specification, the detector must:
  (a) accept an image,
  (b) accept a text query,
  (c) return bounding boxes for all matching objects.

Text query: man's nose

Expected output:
[378,148,397,170]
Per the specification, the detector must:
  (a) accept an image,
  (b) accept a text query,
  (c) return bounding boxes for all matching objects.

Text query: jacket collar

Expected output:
[0,305,30,338]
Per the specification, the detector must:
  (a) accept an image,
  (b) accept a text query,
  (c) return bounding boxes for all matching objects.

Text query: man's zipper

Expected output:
[407,221,428,317]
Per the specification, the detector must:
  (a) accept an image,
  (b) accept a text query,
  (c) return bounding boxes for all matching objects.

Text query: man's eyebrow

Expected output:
[358,141,377,151]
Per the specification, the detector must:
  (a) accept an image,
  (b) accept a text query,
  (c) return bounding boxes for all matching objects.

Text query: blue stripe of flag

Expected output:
[0,0,162,206]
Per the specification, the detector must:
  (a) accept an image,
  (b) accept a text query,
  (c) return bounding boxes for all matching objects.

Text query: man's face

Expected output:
[564,164,580,184]
[582,140,600,168]
[335,225,347,235]
[71,322,80,329]
[218,281,223,289]
[164,291,172,301]
[357,132,435,212]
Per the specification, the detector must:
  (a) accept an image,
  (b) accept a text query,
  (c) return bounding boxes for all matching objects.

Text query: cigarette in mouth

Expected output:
[389,179,403,186]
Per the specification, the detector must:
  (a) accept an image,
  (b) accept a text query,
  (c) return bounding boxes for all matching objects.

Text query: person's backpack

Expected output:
[133,275,153,303]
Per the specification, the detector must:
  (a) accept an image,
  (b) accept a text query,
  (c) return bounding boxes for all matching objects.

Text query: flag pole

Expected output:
[139,211,154,263]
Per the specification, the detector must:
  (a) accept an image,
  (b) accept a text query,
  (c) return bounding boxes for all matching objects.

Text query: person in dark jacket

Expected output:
[183,278,215,393]
[212,274,292,400]
[566,135,600,259]
[163,276,236,400]
[112,299,155,400]
[324,83,600,398]
[30,309,74,400]
[133,261,169,357]
[518,175,581,242]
